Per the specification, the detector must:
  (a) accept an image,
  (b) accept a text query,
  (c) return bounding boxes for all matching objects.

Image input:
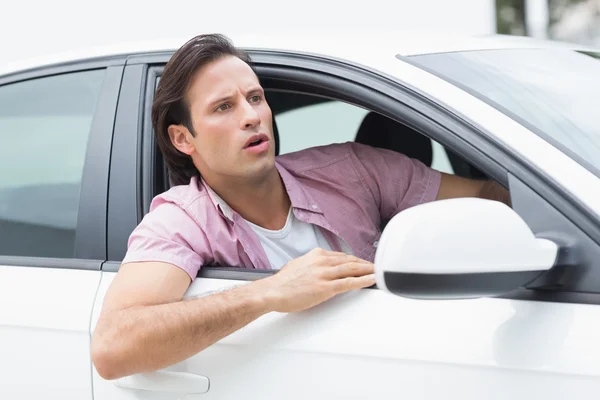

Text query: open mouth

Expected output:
[244,134,269,149]
[247,138,264,147]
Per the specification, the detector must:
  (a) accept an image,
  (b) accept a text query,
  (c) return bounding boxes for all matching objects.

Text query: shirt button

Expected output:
[373,241,379,248]
[311,204,318,210]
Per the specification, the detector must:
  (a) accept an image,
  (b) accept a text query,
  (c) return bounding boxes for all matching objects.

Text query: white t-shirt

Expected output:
[245,208,332,270]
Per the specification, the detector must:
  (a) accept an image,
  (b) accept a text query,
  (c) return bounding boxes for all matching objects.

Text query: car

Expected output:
[1,31,599,400]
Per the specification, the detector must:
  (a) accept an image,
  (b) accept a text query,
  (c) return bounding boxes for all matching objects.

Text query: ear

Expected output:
[168,124,196,155]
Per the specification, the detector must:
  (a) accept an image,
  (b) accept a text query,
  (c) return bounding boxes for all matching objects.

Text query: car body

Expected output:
[1,31,599,399]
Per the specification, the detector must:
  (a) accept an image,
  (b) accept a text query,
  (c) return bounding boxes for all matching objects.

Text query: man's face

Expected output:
[170,55,275,185]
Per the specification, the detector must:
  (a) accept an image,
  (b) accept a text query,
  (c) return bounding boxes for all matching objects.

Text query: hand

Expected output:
[256,248,376,313]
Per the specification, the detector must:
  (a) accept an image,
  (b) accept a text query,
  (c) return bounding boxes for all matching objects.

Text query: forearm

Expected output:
[477,180,511,206]
[92,280,272,380]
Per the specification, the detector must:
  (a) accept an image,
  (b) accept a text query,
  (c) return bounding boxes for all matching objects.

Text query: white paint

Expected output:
[91,272,600,399]
[375,198,558,278]
[0,265,101,400]
[115,371,209,394]
[3,29,599,79]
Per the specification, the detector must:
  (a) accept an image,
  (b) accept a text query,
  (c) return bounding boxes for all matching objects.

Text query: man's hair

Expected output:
[152,33,253,186]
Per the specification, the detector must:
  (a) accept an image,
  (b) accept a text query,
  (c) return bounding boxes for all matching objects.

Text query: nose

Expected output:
[240,99,261,130]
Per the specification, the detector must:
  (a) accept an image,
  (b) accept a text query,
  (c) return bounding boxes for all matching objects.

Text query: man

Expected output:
[91,33,510,380]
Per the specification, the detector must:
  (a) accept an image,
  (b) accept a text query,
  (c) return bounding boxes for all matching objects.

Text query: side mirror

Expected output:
[374,198,558,300]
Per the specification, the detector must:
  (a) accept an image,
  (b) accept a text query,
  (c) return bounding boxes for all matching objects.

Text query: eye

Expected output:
[216,103,231,112]
[249,95,262,103]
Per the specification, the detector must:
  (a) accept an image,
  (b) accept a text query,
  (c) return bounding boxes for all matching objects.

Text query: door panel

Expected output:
[0,265,101,399]
[92,273,600,400]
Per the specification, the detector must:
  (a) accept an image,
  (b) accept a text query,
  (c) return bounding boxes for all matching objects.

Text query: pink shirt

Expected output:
[122,142,441,280]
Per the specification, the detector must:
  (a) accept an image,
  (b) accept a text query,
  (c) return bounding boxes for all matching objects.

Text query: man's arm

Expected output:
[435,172,511,206]
[91,249,375,380]
[91,261,266,380]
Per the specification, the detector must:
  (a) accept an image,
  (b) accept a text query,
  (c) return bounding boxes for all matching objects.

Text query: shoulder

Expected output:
[144,176,216,230]
[150,176,208,212]
[123,177,213,277]
[276,142,378,173]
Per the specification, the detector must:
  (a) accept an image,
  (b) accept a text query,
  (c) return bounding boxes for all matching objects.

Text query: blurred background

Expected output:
[0,0,598,65]
[498,0,600,44]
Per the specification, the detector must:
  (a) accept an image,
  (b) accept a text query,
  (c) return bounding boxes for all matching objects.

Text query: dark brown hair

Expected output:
[152,33,253,186]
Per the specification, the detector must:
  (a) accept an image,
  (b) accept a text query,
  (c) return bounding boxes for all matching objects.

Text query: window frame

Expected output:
[0,57,125,269]
[106,50,600,303]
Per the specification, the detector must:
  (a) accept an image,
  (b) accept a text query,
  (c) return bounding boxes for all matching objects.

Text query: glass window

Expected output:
[275,99,368,154]
[409,49,600,176]
[0,70,106,258]
[273,95,454,173]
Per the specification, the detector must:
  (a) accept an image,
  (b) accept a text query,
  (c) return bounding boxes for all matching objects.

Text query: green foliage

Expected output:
[496,0,527,35]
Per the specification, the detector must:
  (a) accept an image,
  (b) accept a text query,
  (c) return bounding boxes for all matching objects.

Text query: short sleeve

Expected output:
[349,142,441,220]
[121,201,210,281]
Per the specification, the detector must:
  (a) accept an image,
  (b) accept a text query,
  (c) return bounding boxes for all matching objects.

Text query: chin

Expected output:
[245,156,276,179]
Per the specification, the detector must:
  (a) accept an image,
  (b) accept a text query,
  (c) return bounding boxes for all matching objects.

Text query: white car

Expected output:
[1,31,599,400]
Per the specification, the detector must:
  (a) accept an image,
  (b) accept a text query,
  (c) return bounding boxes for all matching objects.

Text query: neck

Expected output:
[206,169,291,230]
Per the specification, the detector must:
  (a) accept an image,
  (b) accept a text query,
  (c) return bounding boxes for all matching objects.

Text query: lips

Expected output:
[243,133,269,149]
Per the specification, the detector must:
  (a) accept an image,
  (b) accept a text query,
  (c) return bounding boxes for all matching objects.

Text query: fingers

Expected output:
[307,248,369,266]
[319,255,363,267]
[322,262,374,280]
[332,274,377,292]
[307,248,349,260]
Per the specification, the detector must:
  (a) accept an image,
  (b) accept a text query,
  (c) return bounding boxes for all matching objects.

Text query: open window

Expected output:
[142,56,509,282]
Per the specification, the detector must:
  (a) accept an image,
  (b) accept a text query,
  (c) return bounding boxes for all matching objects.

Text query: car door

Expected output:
[0,61,123,398]
[91,51,600,400]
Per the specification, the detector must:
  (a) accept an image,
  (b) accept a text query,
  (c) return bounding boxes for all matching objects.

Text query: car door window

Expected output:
[270,92,455,174]
[275,98,368,154]
[0,70,105,258]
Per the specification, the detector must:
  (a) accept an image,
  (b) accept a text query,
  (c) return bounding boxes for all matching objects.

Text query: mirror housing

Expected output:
[374,198,558,300]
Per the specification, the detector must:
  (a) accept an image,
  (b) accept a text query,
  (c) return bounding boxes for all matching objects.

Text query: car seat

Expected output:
[353,111,487,230]
[354,111,487,178]
[355,111,433,167]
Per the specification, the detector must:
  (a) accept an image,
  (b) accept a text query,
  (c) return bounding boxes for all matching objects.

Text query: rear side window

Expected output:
[0,70,105,258]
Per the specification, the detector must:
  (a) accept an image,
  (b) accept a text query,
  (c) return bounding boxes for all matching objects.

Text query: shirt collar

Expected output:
[199,176,235,221]
[197,161,324,224]
[275,161,323,215]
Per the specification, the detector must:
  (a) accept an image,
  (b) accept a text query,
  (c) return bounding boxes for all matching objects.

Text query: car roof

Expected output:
[1,30,598,79]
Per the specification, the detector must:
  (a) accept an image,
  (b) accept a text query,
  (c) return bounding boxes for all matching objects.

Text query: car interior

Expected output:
[266,90,487,179]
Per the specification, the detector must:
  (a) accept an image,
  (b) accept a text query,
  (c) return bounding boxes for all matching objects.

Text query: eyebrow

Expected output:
[207,93,235,108]
[206,86,264,108]
[246,86,264,95]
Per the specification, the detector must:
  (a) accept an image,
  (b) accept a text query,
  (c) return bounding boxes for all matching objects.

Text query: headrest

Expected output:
[355,112,433,166]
